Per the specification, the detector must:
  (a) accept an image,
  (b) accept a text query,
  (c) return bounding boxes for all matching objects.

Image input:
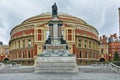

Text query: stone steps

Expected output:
[0,65,115,74]
[34,56,78,73]
[78,66,114,73]
[0,66,34,73]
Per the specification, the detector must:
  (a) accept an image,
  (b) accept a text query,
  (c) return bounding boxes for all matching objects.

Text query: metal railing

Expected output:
[109,63,120,73]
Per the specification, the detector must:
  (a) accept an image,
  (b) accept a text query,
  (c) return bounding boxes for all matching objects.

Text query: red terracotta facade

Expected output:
[9,13,100,65]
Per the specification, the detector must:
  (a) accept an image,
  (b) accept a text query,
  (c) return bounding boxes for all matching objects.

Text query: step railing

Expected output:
[91,62,109,67]
[109,63,120,73]
[0,63,5,70]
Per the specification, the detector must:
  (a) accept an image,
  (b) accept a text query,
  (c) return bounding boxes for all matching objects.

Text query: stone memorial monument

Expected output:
[34,3,78,73]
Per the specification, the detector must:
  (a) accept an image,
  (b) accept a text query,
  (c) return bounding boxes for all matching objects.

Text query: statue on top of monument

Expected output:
[52,3,58,17]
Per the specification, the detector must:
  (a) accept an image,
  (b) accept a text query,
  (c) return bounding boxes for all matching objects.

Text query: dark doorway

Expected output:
[3,58,9,63]
[99,58,105,62]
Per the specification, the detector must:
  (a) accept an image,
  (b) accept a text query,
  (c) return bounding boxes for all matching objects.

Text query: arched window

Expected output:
[38,29,42,41]
[93,53,95,58]
[23,52,25,58]
[28,39,31,48]
[93,42,94,49]
[90,52,92,58]
[68,29,72,41]
[18,41,20,48]
[85,52,87,58]
[80,51,82,58]
[78,39,82,48]
[84,40,87,48]
[89,41,91,48]
[18,51,20,58]
[28,51,31,58]
[23,40,25,48]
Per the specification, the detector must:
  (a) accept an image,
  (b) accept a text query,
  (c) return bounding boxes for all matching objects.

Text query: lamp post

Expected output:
[109,53,112,62]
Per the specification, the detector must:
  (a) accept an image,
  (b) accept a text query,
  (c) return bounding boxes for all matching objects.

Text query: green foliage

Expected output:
[112,61,120,66]
[113,51,120,61]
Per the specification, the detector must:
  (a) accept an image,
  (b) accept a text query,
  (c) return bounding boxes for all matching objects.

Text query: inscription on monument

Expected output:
[47,46,65,49]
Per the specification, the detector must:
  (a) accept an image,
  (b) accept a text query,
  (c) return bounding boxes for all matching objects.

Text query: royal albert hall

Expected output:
[9,13,100,65]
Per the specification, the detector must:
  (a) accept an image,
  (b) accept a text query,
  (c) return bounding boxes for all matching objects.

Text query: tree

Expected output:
[113,51,120,61]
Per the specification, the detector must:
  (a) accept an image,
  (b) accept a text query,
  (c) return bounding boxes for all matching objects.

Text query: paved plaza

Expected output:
[0,65,120,80]
[0,72,120,80]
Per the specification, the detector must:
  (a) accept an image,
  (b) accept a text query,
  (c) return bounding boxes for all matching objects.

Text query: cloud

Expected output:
[98,1,120,36]
[97,0,119,36]
[0,17,10,44]
[59,0,120,36]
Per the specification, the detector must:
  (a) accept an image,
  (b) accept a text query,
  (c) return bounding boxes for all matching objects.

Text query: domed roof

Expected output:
[21,12,87,25]
[10,12,98,36]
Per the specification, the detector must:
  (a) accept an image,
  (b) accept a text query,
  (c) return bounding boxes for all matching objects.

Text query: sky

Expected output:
[0,0,120,45]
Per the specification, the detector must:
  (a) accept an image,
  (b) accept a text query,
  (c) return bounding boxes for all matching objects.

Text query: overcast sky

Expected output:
[0,0,120,45]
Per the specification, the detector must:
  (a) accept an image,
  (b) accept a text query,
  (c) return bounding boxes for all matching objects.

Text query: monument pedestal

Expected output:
[34,56,78,73]
[34,3,78,74]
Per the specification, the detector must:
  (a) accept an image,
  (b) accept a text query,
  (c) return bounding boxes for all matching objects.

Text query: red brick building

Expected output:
[0,41,9,62]
[9,13,100,65]
[108,33,120,61]
[100,35,108,61]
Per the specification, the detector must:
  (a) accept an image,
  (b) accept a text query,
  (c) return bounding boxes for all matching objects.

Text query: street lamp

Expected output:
[109,53,112,62]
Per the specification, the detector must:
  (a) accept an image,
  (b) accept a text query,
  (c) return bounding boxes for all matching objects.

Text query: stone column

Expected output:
[53,24,58,40]
[58,24,62,37]
[49,24,53,38]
